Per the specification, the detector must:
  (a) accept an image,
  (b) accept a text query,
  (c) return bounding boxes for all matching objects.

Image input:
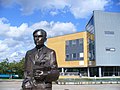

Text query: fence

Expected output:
[57,77,120,85]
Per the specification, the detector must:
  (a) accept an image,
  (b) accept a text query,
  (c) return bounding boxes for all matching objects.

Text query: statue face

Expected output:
[33,31,46,46]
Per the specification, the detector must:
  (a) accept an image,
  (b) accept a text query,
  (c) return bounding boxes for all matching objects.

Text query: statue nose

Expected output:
[38,37,42,41]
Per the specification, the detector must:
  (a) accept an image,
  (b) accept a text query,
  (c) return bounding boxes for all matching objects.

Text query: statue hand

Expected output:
[22,78,34,89]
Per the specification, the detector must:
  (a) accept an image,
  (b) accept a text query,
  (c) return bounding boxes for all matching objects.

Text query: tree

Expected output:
[16,58,25,78]
[0,58,25,79]
[0,58,9,74]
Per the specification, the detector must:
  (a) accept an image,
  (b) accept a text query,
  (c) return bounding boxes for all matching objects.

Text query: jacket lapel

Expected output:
[38,46,47,61]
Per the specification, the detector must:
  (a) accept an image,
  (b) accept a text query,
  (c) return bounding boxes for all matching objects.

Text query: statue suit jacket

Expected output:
[24,45,59,82]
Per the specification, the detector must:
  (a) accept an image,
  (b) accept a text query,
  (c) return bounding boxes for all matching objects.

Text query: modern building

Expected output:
[47,11,120,77]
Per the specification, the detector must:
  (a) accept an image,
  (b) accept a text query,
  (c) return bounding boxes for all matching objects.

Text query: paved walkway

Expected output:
[0,81,120,90]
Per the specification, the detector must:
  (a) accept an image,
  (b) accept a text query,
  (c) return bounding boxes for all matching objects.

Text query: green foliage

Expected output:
[0,58,9,74]
[0,58,25,79]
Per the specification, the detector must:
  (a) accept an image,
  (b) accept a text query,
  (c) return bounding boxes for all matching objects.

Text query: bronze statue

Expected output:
[22,29,59,90]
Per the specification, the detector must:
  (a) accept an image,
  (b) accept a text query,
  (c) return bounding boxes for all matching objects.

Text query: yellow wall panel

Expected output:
[47,32,95,68]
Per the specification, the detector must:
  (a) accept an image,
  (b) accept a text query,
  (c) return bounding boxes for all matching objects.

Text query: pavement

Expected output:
[0,79,120,90]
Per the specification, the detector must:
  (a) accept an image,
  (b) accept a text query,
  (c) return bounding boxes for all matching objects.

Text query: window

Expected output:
[72,40,76,45]
[104,31,114,35]
[66,54,70,58]
[88,53,90,58]
[79,53,84,60]
[65,38,84,61]
[66,41,70,46]
[106,48,115,52]
[72,53,77,59]
[66,54,70,60]
[79,38,83,44]
[79,53,84,57]
[66,54,69,58]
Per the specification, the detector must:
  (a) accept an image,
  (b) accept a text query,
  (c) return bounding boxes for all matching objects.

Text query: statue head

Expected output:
[33,29,47,46]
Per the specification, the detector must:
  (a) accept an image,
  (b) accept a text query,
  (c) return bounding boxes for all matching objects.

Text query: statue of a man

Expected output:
[22,29,59,90]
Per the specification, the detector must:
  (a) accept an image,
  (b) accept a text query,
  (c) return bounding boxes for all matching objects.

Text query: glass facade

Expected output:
[86,16,95,34]
[65,38,84,61]
[88,39,95,60]
[86,16,95,61]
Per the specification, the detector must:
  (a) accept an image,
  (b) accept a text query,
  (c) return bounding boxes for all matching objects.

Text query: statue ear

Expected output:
[44,38,47,42]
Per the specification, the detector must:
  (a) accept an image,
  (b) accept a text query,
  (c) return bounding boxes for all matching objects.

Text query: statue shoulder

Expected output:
[45,46,55,53]
[26,48,36,55]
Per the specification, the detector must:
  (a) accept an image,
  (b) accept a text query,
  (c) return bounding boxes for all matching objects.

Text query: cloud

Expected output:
[0,17,76,62]
[50,11,58,16]
[0,18,10,36]
[116,0,120,5]
[48,21,76,36]
[6,23,29,38]
[0,0,110,18]
[0,40,9,52]
[16,0,69,15]
[68,0,110,18]
[0,0,15,7]
[31,21,76,37]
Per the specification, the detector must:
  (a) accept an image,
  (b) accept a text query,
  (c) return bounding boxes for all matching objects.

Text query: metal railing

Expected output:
[58,77,120,85]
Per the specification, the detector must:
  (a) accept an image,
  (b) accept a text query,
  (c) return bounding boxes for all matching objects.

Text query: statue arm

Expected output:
[45,50,59,82]
[22,51,34,89]
[50,50,58,69]
[24,51,32,79]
